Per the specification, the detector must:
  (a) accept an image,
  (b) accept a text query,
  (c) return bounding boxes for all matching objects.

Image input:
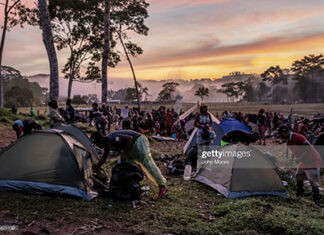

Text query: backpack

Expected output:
[109,160,144,201]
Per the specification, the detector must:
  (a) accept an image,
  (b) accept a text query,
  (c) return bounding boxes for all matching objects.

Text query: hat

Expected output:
[200,103,207,108]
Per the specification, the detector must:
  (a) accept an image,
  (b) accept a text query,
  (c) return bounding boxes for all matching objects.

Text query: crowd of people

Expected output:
[10,100,323,205]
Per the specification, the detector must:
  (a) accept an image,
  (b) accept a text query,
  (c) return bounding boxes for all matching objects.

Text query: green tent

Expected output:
[0,129,98,201]
[195,144,287,198]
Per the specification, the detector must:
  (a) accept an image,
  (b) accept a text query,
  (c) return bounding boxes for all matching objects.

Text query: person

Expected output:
[30,107,35,117]
[194,104,214,146]
[278,125,323,206]
[257,108,266,145]
[297,119,309,137]
[48,100,64,128]
[66,99,75,123]
[12,119,42,139]
[90,103,107,135]
[90,130,167,199]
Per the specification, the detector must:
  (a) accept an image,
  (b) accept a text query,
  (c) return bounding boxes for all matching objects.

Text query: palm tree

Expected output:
[38,0,59,101]
[195,86,209,101]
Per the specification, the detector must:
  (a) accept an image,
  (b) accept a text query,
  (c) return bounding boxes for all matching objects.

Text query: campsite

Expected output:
[1,0,324,234]
[0,103,323,235]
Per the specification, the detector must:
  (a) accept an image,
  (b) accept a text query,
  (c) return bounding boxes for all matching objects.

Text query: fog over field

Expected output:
[27,74,237,102]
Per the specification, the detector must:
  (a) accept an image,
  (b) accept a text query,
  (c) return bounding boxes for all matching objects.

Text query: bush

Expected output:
[35,114,47,121]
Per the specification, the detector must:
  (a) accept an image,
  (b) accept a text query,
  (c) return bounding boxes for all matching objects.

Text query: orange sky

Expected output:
[2,0,324,81]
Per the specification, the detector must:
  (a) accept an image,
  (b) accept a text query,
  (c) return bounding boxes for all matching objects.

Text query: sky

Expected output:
[2,0,324,81]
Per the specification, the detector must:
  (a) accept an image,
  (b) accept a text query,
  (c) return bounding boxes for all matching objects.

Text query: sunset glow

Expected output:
[2,0,324,80]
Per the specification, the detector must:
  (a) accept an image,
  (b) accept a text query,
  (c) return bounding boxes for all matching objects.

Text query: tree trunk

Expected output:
[67,74,73,99]
[0,0,9,108]
[119,33,141,111]
[101,0,110,104]
[38,0,59,101]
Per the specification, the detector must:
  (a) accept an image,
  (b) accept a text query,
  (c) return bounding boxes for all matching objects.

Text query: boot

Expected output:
[312,186,321,206]
[296,180,304,197]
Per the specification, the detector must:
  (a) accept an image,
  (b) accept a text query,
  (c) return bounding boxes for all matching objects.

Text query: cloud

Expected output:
[148,0,230,12]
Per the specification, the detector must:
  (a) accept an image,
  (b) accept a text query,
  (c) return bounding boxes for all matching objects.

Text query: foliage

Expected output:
[108,82,148,101]
[195,86,209,101]
[157,82,179,102]
[2,66,47,107]
[5,86,33,108]
[291,54,324,103]
[72,95,87,105]
[261,65,286,86]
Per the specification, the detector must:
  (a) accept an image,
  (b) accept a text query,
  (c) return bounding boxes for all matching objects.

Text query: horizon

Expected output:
[2,0,324,82]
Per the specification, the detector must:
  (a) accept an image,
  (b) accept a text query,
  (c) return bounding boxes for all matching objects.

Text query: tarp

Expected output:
[219,118,251,134]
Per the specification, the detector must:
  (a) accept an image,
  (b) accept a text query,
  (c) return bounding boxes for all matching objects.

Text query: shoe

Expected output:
[156,185,168,199]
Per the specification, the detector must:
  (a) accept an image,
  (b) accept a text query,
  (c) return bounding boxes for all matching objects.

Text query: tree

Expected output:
[48,0,102,98]
[113,0,149,110]
[5,86,33,107]
[261,65,285,86]
[38,0,59,101]
[291,54,324,102]
[157,82,179,102]
[2,66,47,106]
[258,82,270,102]
[101,0,110,103]
[0,0,20,108]
[218,82,246,102]
[195,86,209,101]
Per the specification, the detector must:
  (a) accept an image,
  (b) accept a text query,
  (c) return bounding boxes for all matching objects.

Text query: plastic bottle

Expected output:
[183,165,192,181]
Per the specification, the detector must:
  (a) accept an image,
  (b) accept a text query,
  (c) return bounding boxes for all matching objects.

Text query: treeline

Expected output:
[219,54,324,104]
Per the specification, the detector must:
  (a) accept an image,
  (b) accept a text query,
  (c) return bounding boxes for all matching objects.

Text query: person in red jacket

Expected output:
[278,125,322,206]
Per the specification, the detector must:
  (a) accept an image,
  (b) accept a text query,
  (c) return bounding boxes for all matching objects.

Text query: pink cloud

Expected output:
[148,0,230,12]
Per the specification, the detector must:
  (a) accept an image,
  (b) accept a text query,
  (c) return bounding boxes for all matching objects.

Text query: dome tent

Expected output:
[0,129,98,201]
[194,144,287,198]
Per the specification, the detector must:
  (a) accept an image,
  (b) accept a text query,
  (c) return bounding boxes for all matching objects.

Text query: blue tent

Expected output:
[219,118,251,134]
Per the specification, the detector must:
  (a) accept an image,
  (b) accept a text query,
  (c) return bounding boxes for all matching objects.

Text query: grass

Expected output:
[0,175,323,234]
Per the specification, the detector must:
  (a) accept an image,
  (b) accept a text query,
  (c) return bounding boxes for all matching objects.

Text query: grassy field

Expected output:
[0,104,324,234]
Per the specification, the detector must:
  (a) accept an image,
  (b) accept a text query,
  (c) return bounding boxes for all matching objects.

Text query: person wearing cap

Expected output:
[90,130,167,199]
[278,125,322,206]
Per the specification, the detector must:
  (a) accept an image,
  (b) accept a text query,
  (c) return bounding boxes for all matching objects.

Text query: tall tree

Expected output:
[38,0,59,101]
[113,0,149,110]
[0,0,20,108]
[101,0,110,103]
[291,54,324,102]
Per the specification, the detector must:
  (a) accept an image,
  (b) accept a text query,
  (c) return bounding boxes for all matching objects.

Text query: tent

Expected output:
[0,129,98,201]
[194,144,287,198]
[183,111,224,155]
[219,118,251,134]
[55,124,99,161]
